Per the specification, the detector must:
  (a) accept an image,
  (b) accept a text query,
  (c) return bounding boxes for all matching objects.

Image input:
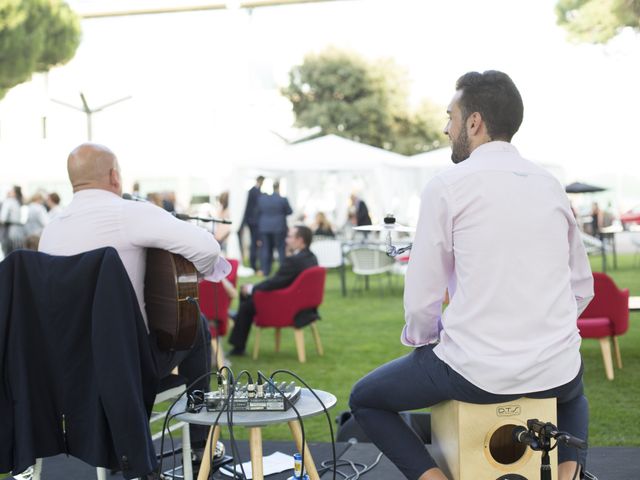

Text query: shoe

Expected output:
[582,471,598,480]
[228,347,245,356]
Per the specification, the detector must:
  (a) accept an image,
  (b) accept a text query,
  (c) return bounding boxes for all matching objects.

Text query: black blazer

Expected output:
[254,249,320,327]
[242,186,262,228]
[253,248,318,292]
[0,248,158,479]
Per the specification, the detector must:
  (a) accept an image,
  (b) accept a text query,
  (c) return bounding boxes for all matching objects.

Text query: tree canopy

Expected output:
[556,0,640,43]
[281,48,446,155]
[0,0,81,100]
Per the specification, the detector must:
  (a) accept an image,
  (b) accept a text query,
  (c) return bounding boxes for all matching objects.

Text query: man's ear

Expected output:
[110,168,121,189]
[466,112,483,137]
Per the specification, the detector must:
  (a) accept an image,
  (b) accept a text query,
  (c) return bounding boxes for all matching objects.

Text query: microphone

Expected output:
[172,212,191,221]
[556,433,588,450]
[171,212,232,224]
[512,426,540,449]
[122,193,147,202]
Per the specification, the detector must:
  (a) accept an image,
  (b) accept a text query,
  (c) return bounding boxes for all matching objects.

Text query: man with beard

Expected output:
[350,71,596,480]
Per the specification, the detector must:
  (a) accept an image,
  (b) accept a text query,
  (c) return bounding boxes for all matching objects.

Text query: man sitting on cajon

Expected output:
[350,70,595,480]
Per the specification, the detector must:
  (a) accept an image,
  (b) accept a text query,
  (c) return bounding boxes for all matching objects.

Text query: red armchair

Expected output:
[252,266,326,363]
[198,259,239,364]
[578,272,629,380]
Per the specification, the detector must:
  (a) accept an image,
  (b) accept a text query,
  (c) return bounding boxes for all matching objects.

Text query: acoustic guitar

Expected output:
[145,249,200,351]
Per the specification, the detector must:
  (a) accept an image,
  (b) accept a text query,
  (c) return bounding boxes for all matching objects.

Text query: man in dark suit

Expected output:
[350,193,372,227]
[257,180,293,276]
[228,225,317,356]
[241,175,264,272]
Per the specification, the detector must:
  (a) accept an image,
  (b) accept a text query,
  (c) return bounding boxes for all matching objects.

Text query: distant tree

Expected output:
[556,0,640,43]
[0,0,81,100]
[281,48,446,155]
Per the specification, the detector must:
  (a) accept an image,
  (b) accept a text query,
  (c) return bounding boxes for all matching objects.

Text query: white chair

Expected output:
[346,246,395,294]
[631,233,640,267]
[310,238,346,296]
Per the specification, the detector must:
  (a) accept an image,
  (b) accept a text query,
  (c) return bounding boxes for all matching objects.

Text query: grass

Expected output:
[223,254,640,447]
[3,255,637,478]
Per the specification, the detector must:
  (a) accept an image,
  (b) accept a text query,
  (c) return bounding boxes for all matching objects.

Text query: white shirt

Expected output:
[0,197,22,224]
[24,202,49,236]
[403,142,594,394]
[39,189,230,328]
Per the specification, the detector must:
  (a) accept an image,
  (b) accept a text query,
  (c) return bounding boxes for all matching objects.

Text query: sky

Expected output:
[1,0,639,207]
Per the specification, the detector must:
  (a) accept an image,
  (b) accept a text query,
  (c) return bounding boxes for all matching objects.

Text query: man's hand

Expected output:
[241,284,253,296]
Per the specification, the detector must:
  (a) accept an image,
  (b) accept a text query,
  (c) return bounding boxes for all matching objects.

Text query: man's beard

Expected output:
[450,127,471,164]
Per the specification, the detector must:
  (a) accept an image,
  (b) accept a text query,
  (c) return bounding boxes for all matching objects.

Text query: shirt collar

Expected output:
[73,188,122,200]
[468,141,519,161]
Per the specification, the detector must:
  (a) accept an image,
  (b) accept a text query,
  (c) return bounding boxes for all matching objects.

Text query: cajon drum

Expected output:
[429,398,557,480]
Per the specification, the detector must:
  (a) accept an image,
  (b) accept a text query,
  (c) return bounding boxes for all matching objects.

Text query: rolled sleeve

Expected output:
[568,218,594,316]
[402,177,454,346]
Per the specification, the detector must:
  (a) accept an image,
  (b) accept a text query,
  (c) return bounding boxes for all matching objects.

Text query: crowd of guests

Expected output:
[0,177,374,266]
[0,185,62,256]
[238,175,373,275]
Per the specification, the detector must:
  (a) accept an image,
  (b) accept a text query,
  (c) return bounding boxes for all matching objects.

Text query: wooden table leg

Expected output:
[197,425,221,480]
[288,420,320,480]
[249,427,264,480]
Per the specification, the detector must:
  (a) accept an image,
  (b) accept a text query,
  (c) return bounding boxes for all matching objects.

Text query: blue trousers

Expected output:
[350,345,588,480]
[259,231,286,276]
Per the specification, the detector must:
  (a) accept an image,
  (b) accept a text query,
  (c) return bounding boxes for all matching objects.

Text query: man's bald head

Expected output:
[67,143,122,195]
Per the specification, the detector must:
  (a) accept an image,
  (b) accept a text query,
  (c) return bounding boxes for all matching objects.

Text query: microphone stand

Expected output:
[382,214,412,257]
[123,193,232,225]
[172,212,232,224]
[514,419,587,480]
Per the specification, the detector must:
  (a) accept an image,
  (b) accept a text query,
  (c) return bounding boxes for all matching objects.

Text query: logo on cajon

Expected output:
[496,405,521,417]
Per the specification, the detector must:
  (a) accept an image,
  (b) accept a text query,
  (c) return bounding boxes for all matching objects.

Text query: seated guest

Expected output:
[313,212,335,238]
[228,225,317,356]
[39,142,230,455]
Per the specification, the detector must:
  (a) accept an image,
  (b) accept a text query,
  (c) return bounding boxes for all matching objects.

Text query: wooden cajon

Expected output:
[429,398,557,480]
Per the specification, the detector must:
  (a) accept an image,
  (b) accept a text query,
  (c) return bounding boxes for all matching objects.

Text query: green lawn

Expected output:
[224,253,640,447]
[3,254,637,478]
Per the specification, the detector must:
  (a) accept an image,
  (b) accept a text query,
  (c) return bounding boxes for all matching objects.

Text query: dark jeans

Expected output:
[349,345,588,480]
[152,314,212,447]
[248,224,260,272]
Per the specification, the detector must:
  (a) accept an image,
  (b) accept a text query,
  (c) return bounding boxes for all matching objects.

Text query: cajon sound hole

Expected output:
[488,424,528,465]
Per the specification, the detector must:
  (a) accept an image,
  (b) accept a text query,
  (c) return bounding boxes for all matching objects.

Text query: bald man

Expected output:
[39,143,230,453]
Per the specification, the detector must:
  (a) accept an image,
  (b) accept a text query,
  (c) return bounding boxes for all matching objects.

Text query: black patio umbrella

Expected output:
[565,182,607,194]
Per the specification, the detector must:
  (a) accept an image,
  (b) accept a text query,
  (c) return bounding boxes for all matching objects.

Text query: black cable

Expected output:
[221,367,248,480]
[319,452,384,480]
[270,369,337,480]
[570,448,581,480]
[157,368,221,476]
[256,370,309,480]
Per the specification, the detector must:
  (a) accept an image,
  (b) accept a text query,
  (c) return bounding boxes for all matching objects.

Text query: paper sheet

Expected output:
[220,451,294,479]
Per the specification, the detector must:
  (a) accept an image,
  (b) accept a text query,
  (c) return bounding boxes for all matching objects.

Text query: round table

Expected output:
[171,388,337,480]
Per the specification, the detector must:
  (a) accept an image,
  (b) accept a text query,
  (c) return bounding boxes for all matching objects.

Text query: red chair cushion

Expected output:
[253,267,326,328]
[577,317,613,338]
[198,259,239,337]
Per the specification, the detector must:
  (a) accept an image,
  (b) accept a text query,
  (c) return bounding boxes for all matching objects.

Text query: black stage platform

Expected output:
[14,441,640,479]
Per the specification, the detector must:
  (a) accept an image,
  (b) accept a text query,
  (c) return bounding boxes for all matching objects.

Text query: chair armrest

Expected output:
[613,288,630,335]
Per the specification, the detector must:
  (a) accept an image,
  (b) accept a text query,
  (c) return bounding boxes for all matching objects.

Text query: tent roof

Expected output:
[251,134,406,172]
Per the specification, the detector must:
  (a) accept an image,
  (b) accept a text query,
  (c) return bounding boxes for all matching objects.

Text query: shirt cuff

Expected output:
[202,256,232,282]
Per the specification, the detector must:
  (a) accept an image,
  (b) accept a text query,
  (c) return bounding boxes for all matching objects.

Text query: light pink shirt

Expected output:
[39,189,230,328]
[403,141,594,394]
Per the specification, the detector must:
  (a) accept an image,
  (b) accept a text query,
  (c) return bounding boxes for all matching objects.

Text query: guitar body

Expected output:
[145,249,199,351]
